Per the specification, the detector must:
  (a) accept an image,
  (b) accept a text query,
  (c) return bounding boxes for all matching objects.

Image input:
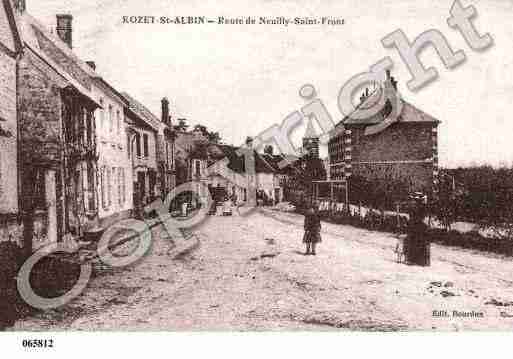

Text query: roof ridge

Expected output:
[121,92,161,130]
[4,0,23,53]
[22,12,96,78]
[18,18,100,106]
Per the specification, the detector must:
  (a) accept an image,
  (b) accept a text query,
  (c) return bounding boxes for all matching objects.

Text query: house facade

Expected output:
[17,9,101,249]
[328,70,439,202]
[0,0,23,245]
[202,141,289,206]
[205,144,248,204]
[90,72,133,228]
[122,92,159,211]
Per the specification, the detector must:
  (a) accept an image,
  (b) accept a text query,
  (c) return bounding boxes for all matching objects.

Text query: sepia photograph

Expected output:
[1,0,513,355]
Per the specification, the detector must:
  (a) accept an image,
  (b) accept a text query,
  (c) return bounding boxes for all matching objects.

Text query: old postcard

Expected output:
[1,0,513,348]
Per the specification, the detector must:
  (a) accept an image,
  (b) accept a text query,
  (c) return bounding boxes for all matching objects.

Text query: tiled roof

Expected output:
[207,144,299,175]
[93,77,128,107]
[18,13,100,107]
[341,88,439,126]
[216,144,245,173]
[121,92,161,131]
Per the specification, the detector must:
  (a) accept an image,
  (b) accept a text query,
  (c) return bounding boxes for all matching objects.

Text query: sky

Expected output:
[27,0,513,168]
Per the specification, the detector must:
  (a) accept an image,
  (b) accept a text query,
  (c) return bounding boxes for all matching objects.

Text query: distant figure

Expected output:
[303,205,322,255]
[404,192,430,266]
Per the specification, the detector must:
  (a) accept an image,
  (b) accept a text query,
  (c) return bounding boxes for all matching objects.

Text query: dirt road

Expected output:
[13,209,513,331]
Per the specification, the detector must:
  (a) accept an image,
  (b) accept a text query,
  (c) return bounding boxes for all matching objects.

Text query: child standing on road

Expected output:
[303,204,322,255]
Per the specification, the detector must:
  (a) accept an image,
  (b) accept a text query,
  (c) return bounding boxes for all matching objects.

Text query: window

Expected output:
[127,133,131,158]
[33,168,46,210]
[108,105,113,132]
[166,143,169,168]
[143,134,149,157]
[101,166,107,209]
[107,167,112,206]
[111,167,116,207]
[149,171,156,200]
[86,162,96,211]
[116,110,121,134]
[135,133,141,157]
[122,169,126,204]
[86,110,93,145]
[99,98,104,130]
[195,160,201,177]
[118,168,125,205]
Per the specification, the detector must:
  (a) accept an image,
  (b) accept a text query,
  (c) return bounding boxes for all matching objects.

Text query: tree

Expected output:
[264,145,274,155]
[192,124,222,144]
[193,124,207,134]
[207,131,221,144]
[284,154,326,207]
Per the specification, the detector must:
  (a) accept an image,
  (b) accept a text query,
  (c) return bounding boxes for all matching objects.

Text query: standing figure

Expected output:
[404,192,430,266]
[303,205,322,255]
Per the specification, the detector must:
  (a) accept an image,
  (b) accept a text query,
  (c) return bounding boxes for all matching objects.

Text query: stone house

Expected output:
[255,151,288,205]
[16,7,101,249]
[122,92,159,209]
[205,144,248,203]
[172,127,210,189]
[328,70,439,203]
[203,141,290,206]
[87,70,133,229]
[0,0,23,246]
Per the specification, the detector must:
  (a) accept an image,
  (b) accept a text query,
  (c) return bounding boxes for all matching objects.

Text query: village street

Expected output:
[12,209,513,331]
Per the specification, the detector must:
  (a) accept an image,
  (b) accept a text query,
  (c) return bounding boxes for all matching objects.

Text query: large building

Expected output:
[328,70,439,201]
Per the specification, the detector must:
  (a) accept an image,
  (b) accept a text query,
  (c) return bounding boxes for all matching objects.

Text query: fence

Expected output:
[314,199,409,234]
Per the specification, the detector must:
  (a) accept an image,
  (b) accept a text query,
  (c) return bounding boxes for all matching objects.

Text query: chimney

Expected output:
[384,69,397,91]
[391,77,398,90]
[56,14,73,49]
[161,97,169,124]
[86,61,96,71]
[14,0,26,12]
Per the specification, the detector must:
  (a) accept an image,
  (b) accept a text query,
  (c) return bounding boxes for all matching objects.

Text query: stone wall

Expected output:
[348,122,437,195]
[0,47,18,214]
[350,123,433,162]
[18,49,63,166]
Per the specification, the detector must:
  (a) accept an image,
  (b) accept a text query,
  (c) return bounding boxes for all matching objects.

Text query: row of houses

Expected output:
[0,0,189,253]
[0,0,305,255]
[1,0,438,256]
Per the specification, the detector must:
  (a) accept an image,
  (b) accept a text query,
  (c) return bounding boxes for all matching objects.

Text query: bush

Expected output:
[0,242,22,329]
